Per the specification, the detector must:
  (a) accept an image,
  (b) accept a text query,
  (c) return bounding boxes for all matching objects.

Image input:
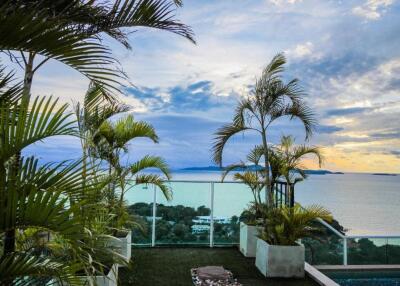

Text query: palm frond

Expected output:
[0,96,77,162]
[130,155,171,179]
[95,115,159,153]
[221,163,246,182]
[0,252,82,286]
[135,174,172,200]
[212,123,250,166]
[0,67,22,106]
[0,3,123,90]
[104,0,195,48]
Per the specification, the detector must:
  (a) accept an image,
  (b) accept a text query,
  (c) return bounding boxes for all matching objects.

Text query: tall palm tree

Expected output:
[0,71,125,284]
[0,1,194,273]
[212,53,316,206]
[75,82,130,185]
[92,114,172,230]
[0,0,195,104]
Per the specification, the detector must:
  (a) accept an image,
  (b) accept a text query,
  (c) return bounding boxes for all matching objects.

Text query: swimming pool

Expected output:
[325,270,400,286]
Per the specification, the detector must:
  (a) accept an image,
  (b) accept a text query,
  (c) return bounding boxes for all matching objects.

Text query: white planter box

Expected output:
[50,264,118,286]
[239,222,261,257]
[255,238,304,278]
[116,231,132,263]
[109,231,132,263]
[91,264,118,286]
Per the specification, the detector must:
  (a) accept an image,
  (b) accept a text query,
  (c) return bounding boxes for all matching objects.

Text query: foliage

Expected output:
[0,0,195,91]
[259,203,332,246]
[0,0,194,282]
[222,145,266,222]
[271,135,323,185]
[212,53,316,206]
[91,113,172,231]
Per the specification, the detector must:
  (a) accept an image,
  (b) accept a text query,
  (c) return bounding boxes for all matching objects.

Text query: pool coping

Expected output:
[316,264,400,272]
[305,263,340,286]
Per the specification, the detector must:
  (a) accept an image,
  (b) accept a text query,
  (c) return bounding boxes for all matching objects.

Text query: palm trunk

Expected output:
[261,129,272,207]
[2,54,35,282]
[21,53,35,108]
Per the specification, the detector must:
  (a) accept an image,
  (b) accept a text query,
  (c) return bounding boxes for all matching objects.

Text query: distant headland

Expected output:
[179,166,344,175]
[372,173,398,176]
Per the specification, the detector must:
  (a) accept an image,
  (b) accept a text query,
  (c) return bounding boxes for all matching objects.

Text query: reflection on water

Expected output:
[125,171,400,236]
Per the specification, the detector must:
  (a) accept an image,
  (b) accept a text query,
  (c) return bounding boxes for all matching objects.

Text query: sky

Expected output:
[9,0,400,173]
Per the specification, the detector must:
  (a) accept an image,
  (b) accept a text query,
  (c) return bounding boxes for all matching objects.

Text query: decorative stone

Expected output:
[191,266,242,286]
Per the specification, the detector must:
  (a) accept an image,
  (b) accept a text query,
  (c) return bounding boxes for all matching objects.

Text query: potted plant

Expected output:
[77,264,119,286]
[255,204,332,278]
[221,146,266,257]
[239,203,263,257]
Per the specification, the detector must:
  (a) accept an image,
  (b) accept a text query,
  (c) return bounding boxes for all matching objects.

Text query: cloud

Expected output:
[269,0,303,6]
[352,0,394,20]
[286,42,317,60]
[316,125,344,134]
[390,150,400,157]
[125,81,238,114]
[370,130,400,139]
[325,107,373,117]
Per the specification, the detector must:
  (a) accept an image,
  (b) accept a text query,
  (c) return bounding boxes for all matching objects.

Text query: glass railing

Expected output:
[125,180,400,265]
[310,218,400,265]
[126,180,254,247]
[303,218,345,265]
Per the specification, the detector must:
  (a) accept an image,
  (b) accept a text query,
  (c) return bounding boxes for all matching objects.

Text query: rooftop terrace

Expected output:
[119,247,319,286]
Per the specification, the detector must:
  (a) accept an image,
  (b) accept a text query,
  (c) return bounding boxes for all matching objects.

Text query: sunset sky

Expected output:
[9,0,400,173]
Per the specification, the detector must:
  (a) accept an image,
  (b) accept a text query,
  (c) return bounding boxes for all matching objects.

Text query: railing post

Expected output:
[210,182,214,248]
[343,237,348,265]
[290,184,294,207]
[152,185,157,247]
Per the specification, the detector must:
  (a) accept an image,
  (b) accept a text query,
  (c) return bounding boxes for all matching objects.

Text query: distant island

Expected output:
[372,173,398,176]
[179,166,344,175]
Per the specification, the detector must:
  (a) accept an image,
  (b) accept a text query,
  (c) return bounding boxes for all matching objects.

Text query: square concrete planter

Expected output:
[255,238,305,278]
[115,230,132,263]
[239,222,261,257]
[50,264,118,286]
[107,231,132,264]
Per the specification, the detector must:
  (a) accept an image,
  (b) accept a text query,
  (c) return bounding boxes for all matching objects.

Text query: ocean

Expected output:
[126,171,400,236]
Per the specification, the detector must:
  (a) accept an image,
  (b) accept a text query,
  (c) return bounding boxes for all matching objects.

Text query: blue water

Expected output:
[328,270,400,286]
[125,171,400,236]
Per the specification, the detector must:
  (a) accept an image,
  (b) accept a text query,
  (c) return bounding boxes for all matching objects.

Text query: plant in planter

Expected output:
[222,146,266,257]
[91,114,172,261]
[255,204,332,278]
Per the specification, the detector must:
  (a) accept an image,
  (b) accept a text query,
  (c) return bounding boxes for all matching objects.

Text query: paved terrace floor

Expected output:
[119,247,319,286]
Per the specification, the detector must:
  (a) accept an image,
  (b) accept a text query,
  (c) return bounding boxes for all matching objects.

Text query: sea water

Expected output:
[125,171,400,236]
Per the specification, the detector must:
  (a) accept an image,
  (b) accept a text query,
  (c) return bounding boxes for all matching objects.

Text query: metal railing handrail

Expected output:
[162,179,289,184]
[316,218,345,238]
[345,235,400,239]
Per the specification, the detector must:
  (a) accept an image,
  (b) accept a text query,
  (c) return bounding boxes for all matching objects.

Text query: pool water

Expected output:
[327,270,400,286]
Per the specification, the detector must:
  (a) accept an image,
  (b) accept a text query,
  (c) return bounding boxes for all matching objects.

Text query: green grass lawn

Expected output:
[119,247,319,286]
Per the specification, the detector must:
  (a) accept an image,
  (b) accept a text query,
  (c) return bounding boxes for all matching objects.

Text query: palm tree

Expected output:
[0,0,195,104]
[221,145,265,221]
[276,135,323,185]
[212,53,316,206]
[92,114,171,230]
[0,1,194,277]
[75,82,130,185]
[260,203,332,246]
[0,71,126,284]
